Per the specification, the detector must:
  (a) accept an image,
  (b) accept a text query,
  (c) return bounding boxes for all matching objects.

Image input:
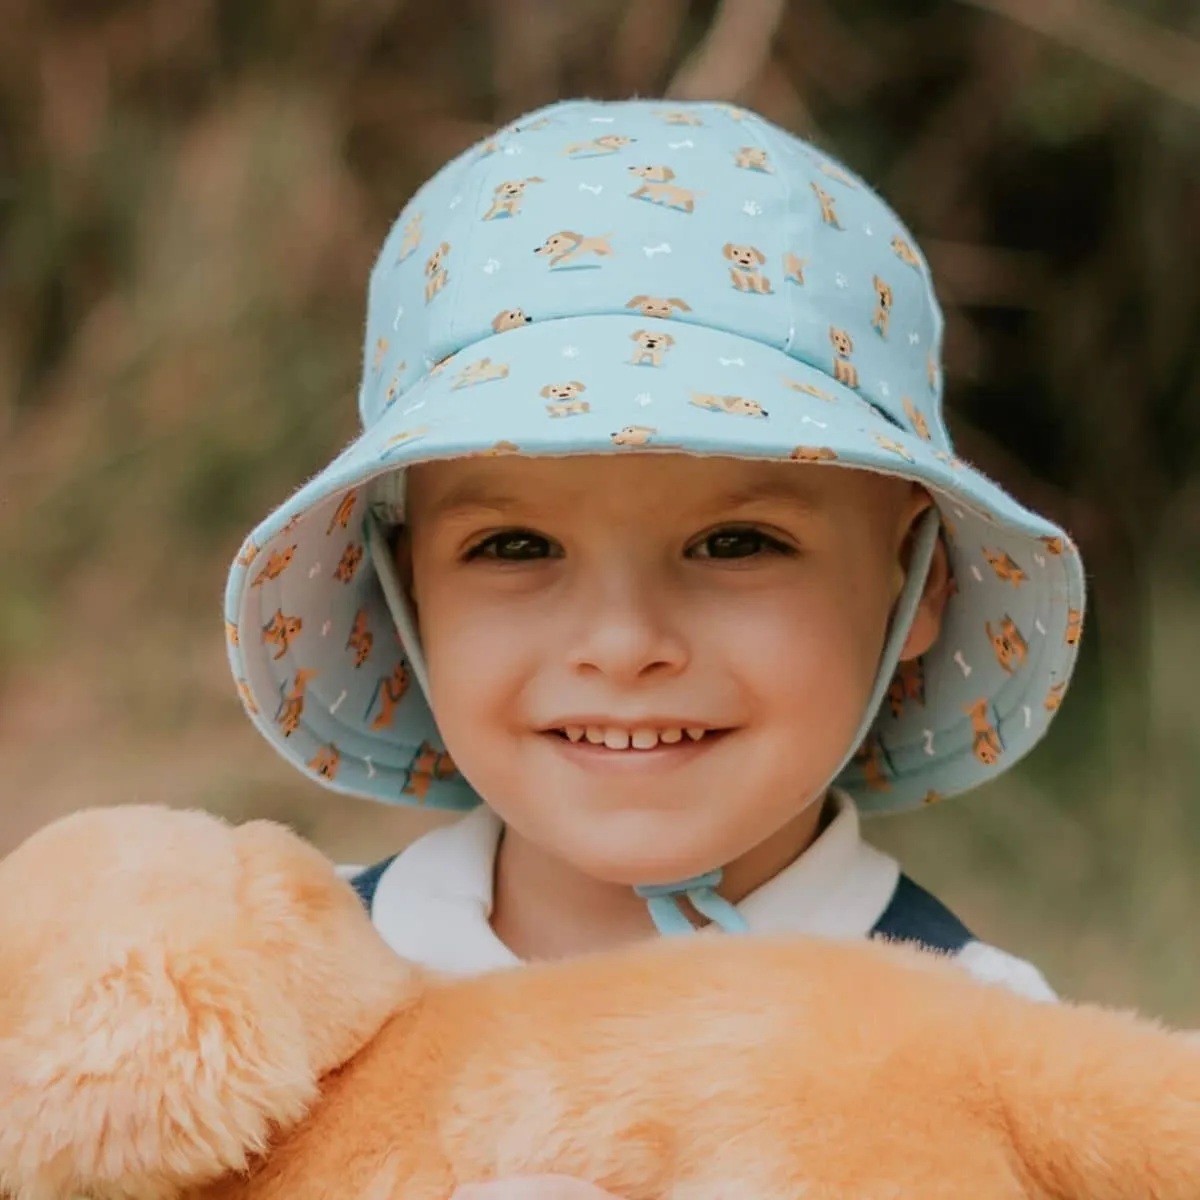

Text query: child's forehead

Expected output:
[406,454,905,519]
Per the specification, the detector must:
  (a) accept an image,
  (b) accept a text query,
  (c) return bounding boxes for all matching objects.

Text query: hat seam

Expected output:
[442,131,511,355]
[365,311,917,439]
[741,111,800,355]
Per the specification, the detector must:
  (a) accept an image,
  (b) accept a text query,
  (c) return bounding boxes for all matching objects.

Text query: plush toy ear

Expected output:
[0,805,411,1200]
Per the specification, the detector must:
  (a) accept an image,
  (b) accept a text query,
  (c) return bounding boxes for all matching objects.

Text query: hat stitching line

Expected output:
[443,130,508,351]
[742,111,801,355]
[362,310,918,431]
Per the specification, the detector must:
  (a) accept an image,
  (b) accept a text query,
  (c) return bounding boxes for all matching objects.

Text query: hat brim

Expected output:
[225,314,1084,813]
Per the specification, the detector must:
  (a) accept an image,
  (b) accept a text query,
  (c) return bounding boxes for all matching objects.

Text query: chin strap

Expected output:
[635,872,750,934]
[365,503,432,699]
[366,482,942,941]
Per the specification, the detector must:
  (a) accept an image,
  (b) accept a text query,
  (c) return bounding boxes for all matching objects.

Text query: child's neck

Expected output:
[490,798,831,962]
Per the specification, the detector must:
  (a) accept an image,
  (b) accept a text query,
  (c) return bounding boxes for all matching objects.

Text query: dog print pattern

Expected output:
[225,99,1084,815]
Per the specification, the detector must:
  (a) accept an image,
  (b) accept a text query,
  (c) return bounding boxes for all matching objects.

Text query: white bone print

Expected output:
[953,651,972,677]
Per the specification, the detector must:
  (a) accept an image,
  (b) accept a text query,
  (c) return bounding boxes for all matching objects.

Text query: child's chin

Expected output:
[552,809,739,890]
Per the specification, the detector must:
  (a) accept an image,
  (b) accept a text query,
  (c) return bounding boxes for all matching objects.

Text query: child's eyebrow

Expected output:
[711,480,826,512]
[420,482,523,519]
[417,476,826,520]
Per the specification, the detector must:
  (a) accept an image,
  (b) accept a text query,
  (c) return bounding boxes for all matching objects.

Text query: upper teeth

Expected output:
[562,726,707,749]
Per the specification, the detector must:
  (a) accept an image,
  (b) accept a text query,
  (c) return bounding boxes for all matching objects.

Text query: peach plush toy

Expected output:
[1,804,1199,1200]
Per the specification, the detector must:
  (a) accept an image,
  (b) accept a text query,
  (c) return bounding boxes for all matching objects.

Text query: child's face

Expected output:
[401,454,944,887]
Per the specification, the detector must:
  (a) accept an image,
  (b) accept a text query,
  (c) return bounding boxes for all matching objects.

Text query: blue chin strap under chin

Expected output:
[365,476,942,940]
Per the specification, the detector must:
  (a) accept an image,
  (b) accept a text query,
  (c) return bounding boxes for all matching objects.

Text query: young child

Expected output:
[223,99,1085,1197]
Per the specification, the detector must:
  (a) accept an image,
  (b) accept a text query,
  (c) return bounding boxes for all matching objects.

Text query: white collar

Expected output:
[370,790,900,975]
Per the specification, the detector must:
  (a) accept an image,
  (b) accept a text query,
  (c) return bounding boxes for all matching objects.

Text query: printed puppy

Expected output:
[811,182,842,228]
[563,135,636,156]
[534,231,614,268]
[611,424,657,446]
[424,242,450,302]
[629,329,675,367]
[452,358,510,389]
[829,326,858,388]
[626,295,691,319]
[965,697,1003,765]
[628,165,702,213]
[491,308,532,333]
[690,392,768,418]
[872,275,893,338]
[541,381,589,417]
[482,177,544,220]
[735,146,773,173]
[986,616,1028,674]
[723,243,772,294]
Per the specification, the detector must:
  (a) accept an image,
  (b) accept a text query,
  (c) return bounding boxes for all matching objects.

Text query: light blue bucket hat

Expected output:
[225,98,1085,847]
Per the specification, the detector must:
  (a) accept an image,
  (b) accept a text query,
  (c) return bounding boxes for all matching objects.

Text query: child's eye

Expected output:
[688,527,794,560]
[466,530,560,561]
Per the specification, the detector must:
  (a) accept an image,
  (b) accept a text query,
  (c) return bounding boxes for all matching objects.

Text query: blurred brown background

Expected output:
[1,0,1198,1020]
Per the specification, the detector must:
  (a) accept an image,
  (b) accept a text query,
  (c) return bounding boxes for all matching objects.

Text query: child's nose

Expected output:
[566,581,689,683]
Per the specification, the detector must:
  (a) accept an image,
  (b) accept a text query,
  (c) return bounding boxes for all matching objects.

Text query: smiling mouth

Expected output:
[546,726,727,751]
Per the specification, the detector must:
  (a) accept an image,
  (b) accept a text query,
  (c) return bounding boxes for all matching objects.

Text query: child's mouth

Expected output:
[547,725,725,752]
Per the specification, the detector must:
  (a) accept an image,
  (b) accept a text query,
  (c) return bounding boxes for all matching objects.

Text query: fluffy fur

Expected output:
[1,805,1198,1200]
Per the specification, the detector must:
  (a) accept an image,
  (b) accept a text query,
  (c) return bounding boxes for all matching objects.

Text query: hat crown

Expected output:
[359,99,945,448]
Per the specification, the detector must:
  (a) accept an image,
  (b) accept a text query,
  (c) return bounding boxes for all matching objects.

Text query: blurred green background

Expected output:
[1,0,1198,1020]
